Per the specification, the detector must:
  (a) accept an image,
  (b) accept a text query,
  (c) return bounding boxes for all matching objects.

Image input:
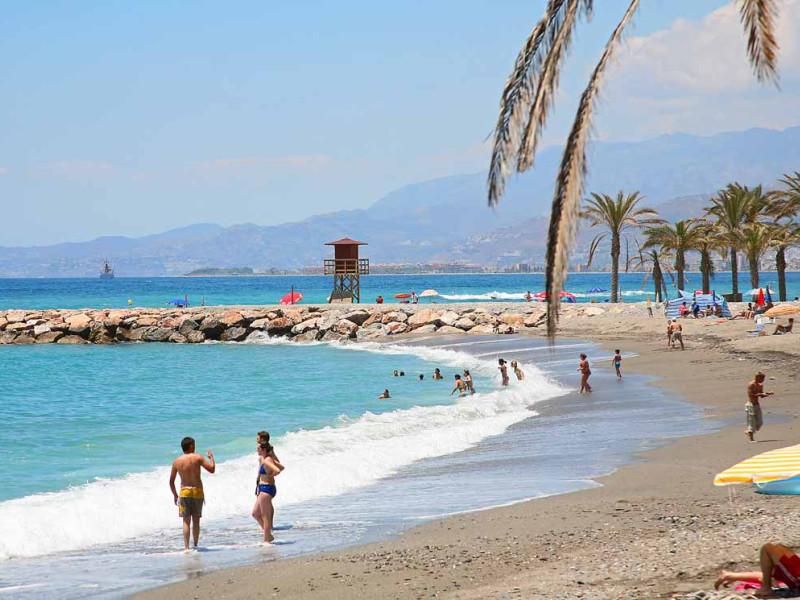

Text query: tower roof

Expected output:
[325,237,367,246]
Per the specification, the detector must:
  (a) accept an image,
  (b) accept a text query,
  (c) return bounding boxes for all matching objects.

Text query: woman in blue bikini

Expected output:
[252,441,283,542]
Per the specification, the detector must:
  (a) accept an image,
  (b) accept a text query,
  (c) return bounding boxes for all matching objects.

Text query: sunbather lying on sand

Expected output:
[715,542,800,597]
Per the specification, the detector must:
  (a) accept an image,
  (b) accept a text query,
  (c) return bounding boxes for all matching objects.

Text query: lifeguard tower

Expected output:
[324,237,369,303]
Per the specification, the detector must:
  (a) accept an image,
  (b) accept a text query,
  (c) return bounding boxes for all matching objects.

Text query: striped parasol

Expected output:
[714,444,800,486]
[764,304,800,318]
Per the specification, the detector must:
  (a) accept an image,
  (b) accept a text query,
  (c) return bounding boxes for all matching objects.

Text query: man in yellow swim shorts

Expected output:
[169,437,216,550]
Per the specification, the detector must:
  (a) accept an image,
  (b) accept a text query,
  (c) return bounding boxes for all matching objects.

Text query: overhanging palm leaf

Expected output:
[488,0,780,337]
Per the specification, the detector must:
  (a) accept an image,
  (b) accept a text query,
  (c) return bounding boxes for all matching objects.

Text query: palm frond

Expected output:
[517,0,581,171]
[586,232,607,268]
[487,0,569,207]
[544,0,640,337]
[739,0,780,85]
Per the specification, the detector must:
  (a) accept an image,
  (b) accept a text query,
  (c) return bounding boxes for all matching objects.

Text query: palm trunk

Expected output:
[610,234,620,303]
[675,252,685,292]
[700,249,711,293]
[730,247,739,296]
[776,246,787,302]
[749,254,759,289]
[652,262,662,302]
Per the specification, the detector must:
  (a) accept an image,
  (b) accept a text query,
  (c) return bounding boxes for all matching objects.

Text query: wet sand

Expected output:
[136,307,800,600]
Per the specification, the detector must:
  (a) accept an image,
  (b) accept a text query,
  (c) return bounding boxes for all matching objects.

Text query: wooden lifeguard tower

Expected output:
[324,237,369,303]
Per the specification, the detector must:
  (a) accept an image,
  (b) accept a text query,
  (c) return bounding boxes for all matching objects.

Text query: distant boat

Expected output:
[100,259,115,279]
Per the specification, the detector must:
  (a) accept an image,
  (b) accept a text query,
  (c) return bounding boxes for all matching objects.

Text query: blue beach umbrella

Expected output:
[585,287,606,293]
[166,298,188,307]
[765,286,773,303]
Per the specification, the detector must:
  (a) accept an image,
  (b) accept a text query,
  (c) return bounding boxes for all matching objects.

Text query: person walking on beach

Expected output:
[450,374,468,397]
[498,359,510,386]
[746,372,775,442]
[612,350,622,379]
[253,440,282,543]
[169,437,216,551]
[463,369,475,394]
[669,319,684,350]
[525,291,532,303]
[578,354,592,393]
[511,360,525,381]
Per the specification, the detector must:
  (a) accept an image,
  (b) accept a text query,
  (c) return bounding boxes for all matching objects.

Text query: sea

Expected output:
[0,272,750,598]
[1,271,799,309]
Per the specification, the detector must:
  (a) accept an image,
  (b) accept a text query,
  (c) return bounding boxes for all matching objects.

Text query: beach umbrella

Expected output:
[585,287,606,293]
[394,293,411,299]
[744,287,767,296]
[279,291,303,305]
[764,305,800,318]
[715,444,800,490]
[765,286,773,303]
[166,298,187,307]
[756,288,765,306]
[419,289,439,298]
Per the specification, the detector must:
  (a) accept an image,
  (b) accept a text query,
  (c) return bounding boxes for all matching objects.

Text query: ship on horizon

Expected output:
[100,259,115,279]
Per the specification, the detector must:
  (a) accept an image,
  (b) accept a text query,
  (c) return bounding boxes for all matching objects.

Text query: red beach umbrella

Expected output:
[280,291,303,305]
[756,288,765,307]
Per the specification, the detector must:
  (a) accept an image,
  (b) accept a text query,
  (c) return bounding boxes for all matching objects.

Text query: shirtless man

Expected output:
[746,372,775,442]
[169,437,216,551]
[669,319,684,350]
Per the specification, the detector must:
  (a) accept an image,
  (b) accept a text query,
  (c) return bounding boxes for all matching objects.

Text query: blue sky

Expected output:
[1,0,798,246]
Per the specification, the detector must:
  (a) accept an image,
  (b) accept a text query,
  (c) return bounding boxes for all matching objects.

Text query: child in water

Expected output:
[379,389,391,399]
[612,349,622,379]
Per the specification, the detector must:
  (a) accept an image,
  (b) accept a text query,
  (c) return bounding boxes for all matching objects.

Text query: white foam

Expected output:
[0,342,564,561]
[440,291,526,301]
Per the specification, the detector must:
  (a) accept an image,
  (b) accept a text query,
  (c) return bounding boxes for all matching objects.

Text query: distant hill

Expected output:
[1,126,799,276]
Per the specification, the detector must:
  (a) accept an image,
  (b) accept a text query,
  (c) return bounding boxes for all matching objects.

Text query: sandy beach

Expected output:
[132,303,800,600]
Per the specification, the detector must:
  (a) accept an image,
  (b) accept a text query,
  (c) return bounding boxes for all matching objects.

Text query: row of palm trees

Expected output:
[582,173,800,303]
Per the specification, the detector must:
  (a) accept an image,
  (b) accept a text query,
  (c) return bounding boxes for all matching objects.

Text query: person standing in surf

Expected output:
[169,437,215,551]
[253,441,282,543]
[612,350,622,379]
[498,359,510,386]
[511,360,525,381]
[463,369,475,394]
[578,354,592,393]
[450,374,468,397]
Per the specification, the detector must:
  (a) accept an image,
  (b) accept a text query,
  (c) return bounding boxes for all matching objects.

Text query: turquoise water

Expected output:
[2,271,798,309]
[0,335,716,599]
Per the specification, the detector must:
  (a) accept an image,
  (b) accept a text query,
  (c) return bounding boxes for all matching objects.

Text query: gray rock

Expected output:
[250,318,270,330]
[436,325,463,335]
[143,327,174,342]
[266,317,293,337]
[128,327,148,341]
[343,310,370,326]
[57,335,89,344]
[186,330,206,344]
[169,332,188,343]
[454,317,475,330]
[178,319,200,336]
[0,331,17,344]
[293,330,319,343]
[13,335,35,345]
[321,330,346,342]
[220,326,249,342]
[412,324,438,334]
[6,310,26,324]
[199,317,225,339]
[35,331,64,344]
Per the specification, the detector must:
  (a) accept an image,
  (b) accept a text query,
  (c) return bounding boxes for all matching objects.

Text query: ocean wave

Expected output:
[439,289,649,300]
[0,342,564,561]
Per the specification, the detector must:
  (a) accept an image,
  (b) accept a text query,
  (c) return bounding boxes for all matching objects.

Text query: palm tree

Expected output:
[581,191,661,302]
[740,222,776,289]
[487,0,780,336]
[705,184,752,298]
[696,223,721,295]
[628,246,674,302]
[769,172,800,300]
[643,219,705,293]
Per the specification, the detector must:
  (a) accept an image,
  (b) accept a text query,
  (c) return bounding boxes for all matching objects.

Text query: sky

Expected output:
[1,0,799,247]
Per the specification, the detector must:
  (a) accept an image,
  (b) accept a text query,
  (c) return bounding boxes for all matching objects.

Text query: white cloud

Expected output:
[197,155,332,172]
[0,167,9,176]
[39,161,116,181]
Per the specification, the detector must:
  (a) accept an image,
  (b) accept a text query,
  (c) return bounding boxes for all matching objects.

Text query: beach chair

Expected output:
[747,323,764,337]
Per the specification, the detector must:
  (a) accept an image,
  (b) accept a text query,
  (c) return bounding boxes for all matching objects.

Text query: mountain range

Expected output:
[2,126,799,277]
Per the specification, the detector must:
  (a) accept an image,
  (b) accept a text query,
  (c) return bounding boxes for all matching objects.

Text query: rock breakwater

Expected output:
[0,304,560,345]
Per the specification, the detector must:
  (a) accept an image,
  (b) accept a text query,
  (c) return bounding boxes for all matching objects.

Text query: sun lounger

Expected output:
[747,323,764,337]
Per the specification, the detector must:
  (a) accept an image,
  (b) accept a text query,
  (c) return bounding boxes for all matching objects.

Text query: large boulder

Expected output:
[219,311,245,327]
[6,322,31,332]
[57,335,89,344]
[438,311,460,327]
[186,330,206,344]
[0,317,7,330]
[283,309,304,323]
[178,319,200,336]
[381,311,408,324]
[356,323,385,340]
[335,319,359,337]
[293,330,319,343]
[360,312,382,328]
[66,314,92,336]
[385,322,408,335]
[524,312,545,327]
[0,332,17,344]
[199,317,226,340]
[454,317,475,330]
[13,335,36,345]
[436,325,463,335]
[499,314,526,328]
[412,324,438,335]
[292,318,320,335]
[321,330,347,343]
[343,310,371,326]
[220,326,249,342]
[316,314,339,333]
[128,327,148,341]
[143,327,174,342]
[266,317,293,337]
[136,316,158,327]
[468,324,496,335]
[249,318,270,330]
[407,310,440,328]
[32,323,52,336]
[35,331,64,344]
[6,310,26,324]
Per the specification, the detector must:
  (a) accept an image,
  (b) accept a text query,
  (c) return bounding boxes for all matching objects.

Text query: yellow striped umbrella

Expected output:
[714,444,800,486]
[764,304,800,318]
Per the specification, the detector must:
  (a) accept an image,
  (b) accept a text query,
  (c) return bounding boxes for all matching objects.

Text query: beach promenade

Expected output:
[126,303,800,600]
